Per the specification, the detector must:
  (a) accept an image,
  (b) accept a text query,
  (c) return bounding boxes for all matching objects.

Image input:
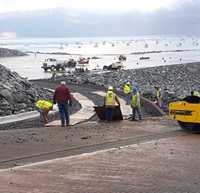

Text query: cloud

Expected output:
[0,0,200,37]
[0,0,194,14]
[0,32,18,38]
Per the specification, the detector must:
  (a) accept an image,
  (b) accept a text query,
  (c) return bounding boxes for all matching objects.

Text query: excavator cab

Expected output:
[169,96,200,133]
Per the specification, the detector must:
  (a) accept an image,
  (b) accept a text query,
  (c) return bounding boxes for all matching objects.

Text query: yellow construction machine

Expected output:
[169,95,200,133]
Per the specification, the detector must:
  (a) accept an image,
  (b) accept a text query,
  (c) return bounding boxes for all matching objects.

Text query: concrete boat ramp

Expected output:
[0,91,132,126]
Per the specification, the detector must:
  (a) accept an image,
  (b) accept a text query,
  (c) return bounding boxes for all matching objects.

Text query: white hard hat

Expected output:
[61,81,66,85]
[108,86,113,90]
[127,82,130,85]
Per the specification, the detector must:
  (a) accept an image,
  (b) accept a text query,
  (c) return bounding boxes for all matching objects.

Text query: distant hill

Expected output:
[0,2,200,38]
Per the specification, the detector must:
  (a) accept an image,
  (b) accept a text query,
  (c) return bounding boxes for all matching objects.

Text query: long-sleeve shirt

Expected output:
[53,84,72,104]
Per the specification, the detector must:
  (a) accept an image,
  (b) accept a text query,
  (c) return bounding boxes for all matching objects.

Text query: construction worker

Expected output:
[53,81,72,127]
[123,82,131,105]
[104,86,120,123]
[131,87,142,122]
[35,99,53,124]
[191,91,200,96]
[154,86,162,107]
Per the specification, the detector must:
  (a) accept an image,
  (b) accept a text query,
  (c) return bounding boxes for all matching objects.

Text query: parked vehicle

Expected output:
[67,58,77,67]
[103,62,124,70]
[41,58,68,71]
[78,58,89,64]
[41,58,77,71]
[75,63,89,73]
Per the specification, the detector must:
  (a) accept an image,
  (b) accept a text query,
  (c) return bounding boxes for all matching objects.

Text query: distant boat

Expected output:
[140,56,150,60]
[78,58,89,64]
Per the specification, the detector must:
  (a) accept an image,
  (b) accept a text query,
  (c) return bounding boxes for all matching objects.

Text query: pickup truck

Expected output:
[41,58,68,71]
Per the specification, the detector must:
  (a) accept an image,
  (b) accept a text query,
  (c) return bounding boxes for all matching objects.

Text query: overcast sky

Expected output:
[0,0,194,13]
[0,0,200,38]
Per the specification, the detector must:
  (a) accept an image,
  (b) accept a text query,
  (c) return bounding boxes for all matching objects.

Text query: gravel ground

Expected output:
[0,79,166,130]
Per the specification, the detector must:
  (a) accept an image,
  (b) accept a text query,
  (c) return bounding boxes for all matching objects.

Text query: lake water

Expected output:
[0,35,200,80]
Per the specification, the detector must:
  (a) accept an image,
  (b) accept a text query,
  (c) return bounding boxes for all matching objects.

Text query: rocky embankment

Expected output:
[53,62,200,104]
[0,46,200,117]
[0,64,52,116]
[0,48,28,57]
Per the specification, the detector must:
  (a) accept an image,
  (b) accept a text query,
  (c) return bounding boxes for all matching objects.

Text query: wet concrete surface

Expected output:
[0,116,200,192]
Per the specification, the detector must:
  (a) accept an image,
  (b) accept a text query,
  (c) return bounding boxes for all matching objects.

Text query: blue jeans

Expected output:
[106,107,114,122]
[36,107,44,122]
[58,103,69,125]
[132,107,142,120]
[124,93,130,105]
[157,97,162,107]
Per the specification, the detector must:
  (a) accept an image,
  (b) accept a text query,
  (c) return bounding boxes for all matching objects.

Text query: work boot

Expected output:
[130,119,138,121]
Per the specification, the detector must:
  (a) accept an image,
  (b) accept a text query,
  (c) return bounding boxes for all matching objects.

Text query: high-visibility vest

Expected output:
[105,91,116,106]
[124,84,131,94]
[131,93,140,108]
[156,89,162,98]
[35,100,53,109]
[194,91,200,96]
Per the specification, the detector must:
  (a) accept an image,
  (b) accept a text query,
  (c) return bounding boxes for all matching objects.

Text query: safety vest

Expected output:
[156,89,162,98]
[124,84,131,94]
[131,93,140,108]
[35,100,53,109]
[105,91,116,106]
[194,91,200,96]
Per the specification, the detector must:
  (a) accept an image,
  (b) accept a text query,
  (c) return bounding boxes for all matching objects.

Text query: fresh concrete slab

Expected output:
[46,92,95,126]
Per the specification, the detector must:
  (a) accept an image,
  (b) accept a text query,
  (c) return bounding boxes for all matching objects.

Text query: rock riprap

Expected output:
[0,48,28,57]
[0,64,52,116]
[53,62,200,105]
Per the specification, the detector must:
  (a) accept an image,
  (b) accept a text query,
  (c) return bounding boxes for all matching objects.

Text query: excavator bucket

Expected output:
[94,106,123,120]
[169,96,200,133]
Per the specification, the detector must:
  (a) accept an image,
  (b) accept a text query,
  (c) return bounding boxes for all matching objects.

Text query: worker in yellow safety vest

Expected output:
[123,82,131,105]
[154,86,162,107]
[104,86,120,122]
[130,87,142,122]
[35,100,53,124]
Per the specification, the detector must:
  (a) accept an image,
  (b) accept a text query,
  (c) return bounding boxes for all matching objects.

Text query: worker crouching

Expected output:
[35,100,53,125]
[104,86,120,123]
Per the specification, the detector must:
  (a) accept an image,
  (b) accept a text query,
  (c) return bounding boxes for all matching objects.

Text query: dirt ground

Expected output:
[0,116,179,168]
[1,116,200,193]
[2,80,200,193]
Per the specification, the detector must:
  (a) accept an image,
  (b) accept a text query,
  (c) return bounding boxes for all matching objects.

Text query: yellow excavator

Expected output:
[169,95,200,133]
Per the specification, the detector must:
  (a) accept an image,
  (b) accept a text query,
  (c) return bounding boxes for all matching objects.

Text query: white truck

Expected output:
[41,58,68,71]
